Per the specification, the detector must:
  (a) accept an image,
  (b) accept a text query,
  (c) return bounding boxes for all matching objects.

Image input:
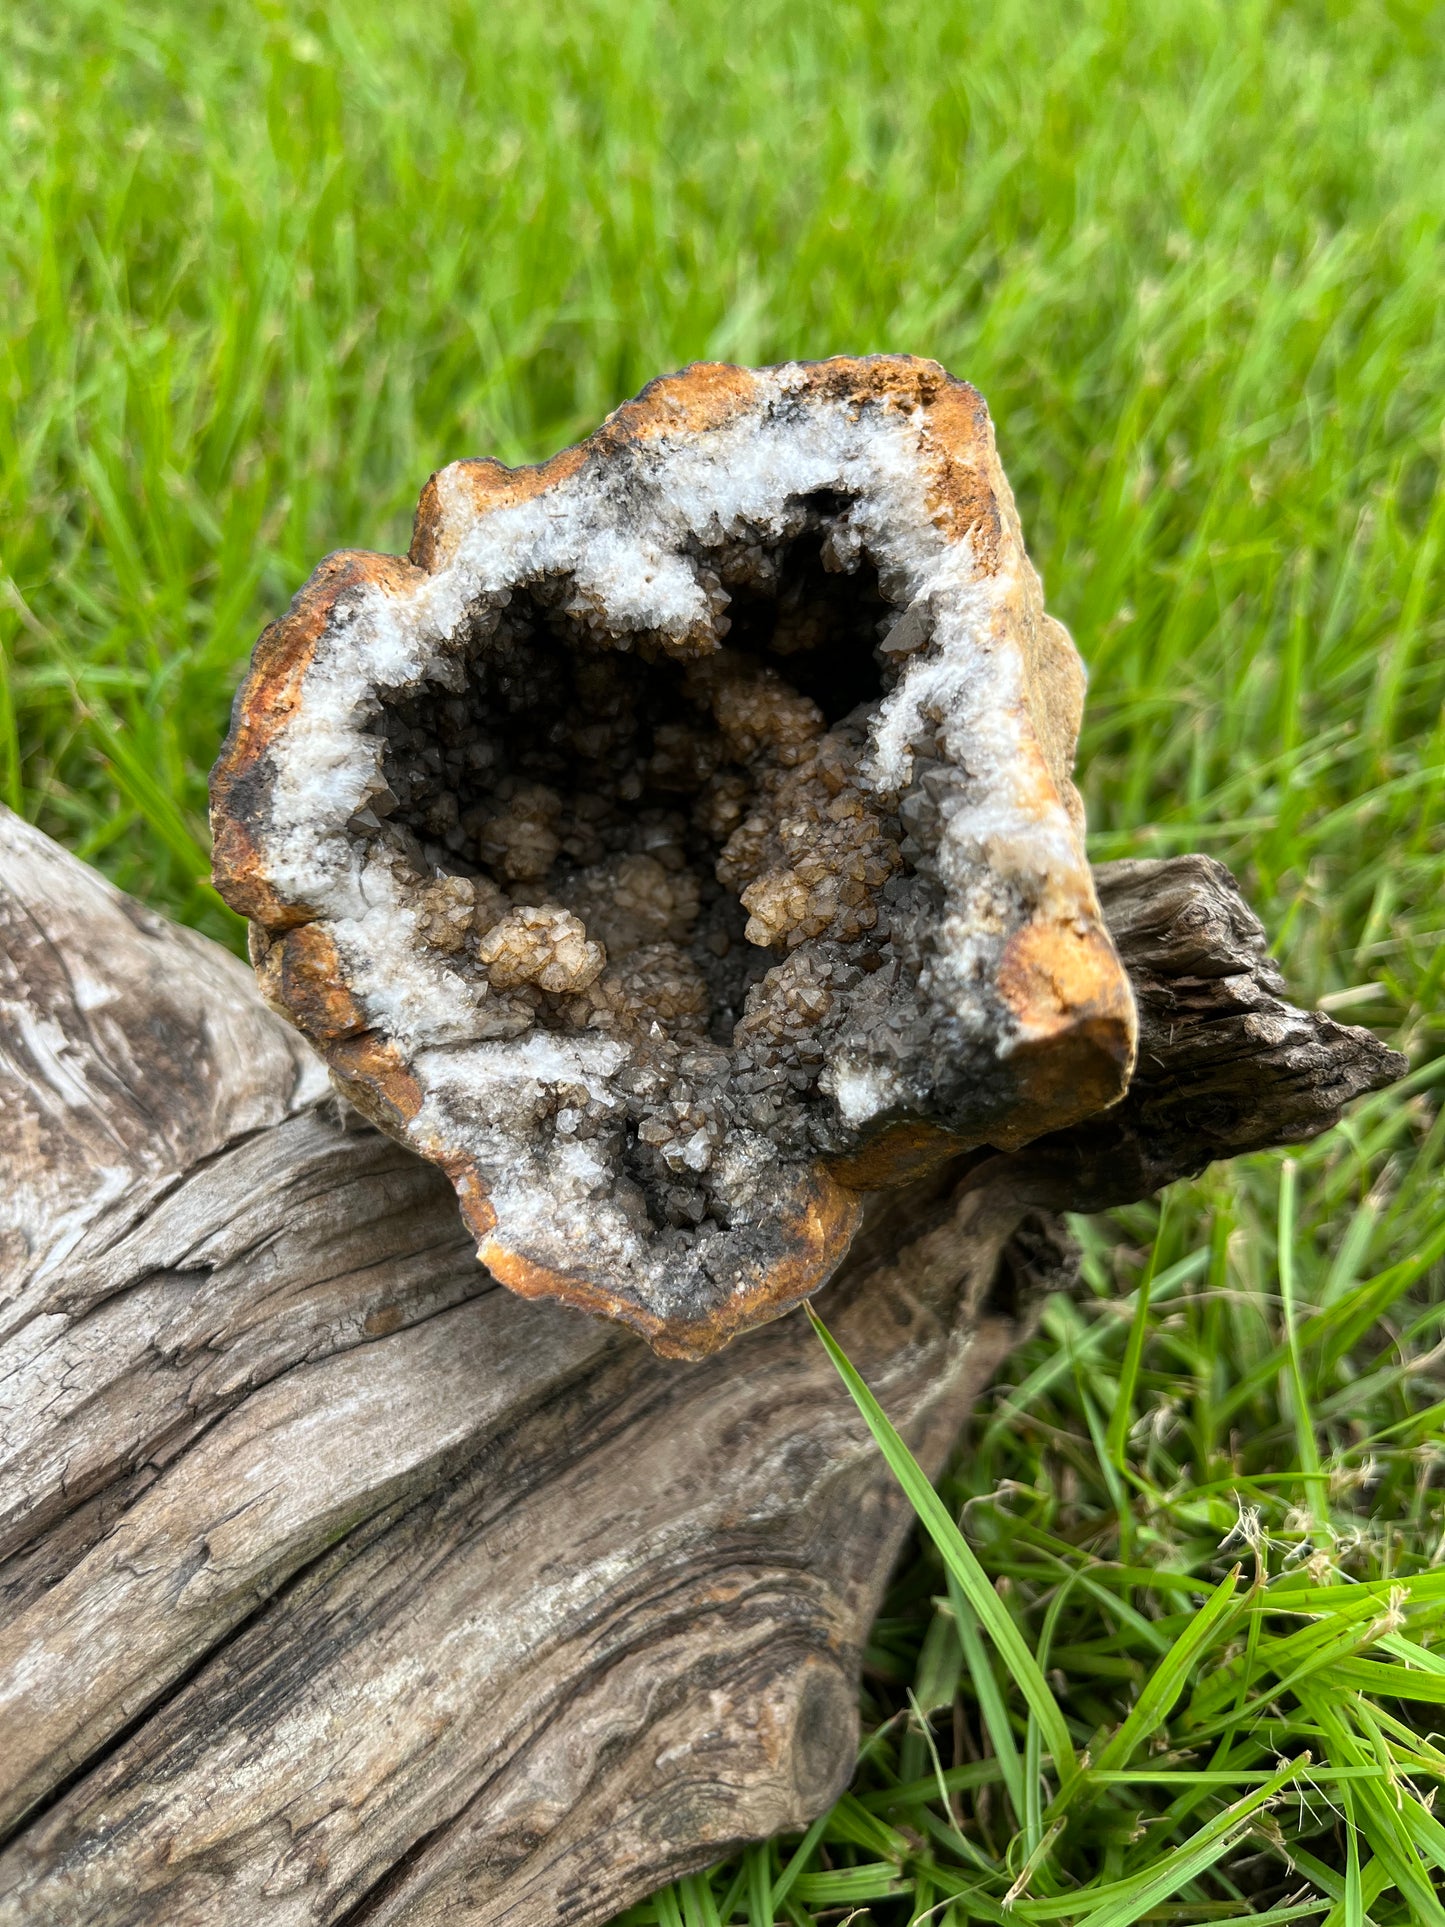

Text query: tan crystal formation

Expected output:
[210,356,1137,1357]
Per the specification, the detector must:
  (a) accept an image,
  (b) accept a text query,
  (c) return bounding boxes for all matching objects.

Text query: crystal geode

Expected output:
[210,356,1137,1357]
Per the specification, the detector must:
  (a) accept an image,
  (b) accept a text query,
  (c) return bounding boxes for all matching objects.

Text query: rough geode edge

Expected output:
[210,355,1137,1357]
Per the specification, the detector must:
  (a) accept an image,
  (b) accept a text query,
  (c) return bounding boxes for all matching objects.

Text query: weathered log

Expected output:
[0,806,1399,1926]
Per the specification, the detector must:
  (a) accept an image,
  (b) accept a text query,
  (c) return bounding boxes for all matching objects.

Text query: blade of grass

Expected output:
[1104,1197,1166,1469]
[807,1304,1078,1789]
[1277,1160,1327,1533]
[1089,1566,1244,1776]
[945,1572,1027,1827]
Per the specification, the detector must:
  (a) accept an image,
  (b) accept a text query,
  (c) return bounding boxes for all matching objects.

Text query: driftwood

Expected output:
[0,807,1399,1927]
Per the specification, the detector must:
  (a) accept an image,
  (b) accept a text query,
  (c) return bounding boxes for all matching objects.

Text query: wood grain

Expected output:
[0,809,1399,1926]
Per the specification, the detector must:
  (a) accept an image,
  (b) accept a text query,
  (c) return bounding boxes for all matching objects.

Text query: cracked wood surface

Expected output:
[0,808,1400,1927]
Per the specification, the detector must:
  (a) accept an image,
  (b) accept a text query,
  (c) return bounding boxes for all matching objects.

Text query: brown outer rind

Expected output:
[211,355,1133,1359]
[988,919,1138,1149]
[406,364,760,574]
[211,550,422,930]
[472,1175,865,1361]
[324,1034,426,1142]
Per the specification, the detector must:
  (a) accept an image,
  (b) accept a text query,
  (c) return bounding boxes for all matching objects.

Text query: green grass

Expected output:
[3,0,1443,1919]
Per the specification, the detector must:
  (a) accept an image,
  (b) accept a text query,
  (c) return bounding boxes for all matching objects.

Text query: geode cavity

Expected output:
[210,356,1136,1356]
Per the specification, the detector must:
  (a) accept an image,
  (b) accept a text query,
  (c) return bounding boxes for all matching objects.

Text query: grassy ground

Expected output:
[3,1,1444,1919]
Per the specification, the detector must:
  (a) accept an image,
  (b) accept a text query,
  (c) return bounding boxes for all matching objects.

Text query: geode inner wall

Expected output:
[210,357,1137,1357]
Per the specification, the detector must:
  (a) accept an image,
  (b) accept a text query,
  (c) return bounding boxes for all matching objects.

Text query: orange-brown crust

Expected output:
[256,926,368,1042]
[596,362,762,450]
[444,1161,499,1241]
[996,917,1137,1038]
[778,356,1003,564]
[473,1163,864,1361]
[911,373,1005,562]
[825,1118,970,1191]
[210,549,420,929]
[990,919,1137,1147]
[410,447,594,570]
[325,1032,425,1139]
[405,358,1002,584]
[408,367,762,572]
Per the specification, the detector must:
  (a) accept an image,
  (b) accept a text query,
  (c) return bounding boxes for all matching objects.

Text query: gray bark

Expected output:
[0,809,1400,1927]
